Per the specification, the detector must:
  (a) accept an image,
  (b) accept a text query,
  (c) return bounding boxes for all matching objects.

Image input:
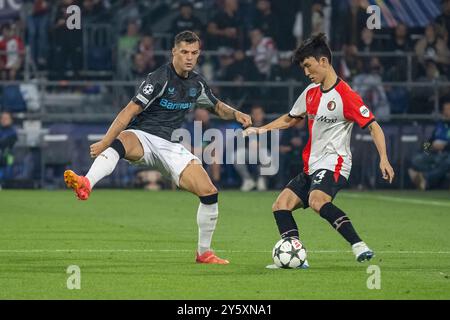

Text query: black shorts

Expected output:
[285,169,348,209]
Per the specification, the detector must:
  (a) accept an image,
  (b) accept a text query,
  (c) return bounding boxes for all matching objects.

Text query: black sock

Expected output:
[319,202,362,245]
[273,210,299,239]
[110,139,126,159]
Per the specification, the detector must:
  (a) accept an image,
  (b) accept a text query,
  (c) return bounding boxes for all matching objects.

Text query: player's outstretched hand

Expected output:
[380,158,395,184]
[235,111,252,128]
[90,141,107,158]
[242,127,268,137]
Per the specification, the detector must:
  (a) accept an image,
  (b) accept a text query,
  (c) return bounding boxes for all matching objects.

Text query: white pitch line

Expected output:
[0,249,449,254]
[340,193,450,207]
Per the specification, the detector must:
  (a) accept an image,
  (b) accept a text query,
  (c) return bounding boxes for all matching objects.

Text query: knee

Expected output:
[272,199,293,212]
[308,197,328,213]
[207,185,218,196]
[198,185,218,198]
[116,131,144,160]
[199,190,218,205]
[117,131,129,143]
[271,201,279,212]
[116,132,128,152]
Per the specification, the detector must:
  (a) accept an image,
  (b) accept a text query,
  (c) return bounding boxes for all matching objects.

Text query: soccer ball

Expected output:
[272,237,307,269]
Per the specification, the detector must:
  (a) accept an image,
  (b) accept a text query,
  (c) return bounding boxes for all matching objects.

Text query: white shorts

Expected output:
[124,129,200,186]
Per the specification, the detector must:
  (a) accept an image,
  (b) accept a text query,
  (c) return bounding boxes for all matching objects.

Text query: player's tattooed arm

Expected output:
[368,121,395,183]
[89,101,143,158]
[214,101,252,128]
[243,113,302,137]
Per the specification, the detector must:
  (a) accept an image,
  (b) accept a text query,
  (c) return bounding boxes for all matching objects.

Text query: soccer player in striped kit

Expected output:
[244,33,394,266]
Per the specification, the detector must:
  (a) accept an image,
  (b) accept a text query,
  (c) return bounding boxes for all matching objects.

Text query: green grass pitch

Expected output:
[0,189,449,299]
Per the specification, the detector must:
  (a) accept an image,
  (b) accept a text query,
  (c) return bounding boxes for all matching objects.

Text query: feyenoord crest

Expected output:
[327,100,336,111]
[143,84,154,95]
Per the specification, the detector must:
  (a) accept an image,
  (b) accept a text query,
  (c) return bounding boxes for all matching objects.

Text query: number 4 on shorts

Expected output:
[313,170,327,184]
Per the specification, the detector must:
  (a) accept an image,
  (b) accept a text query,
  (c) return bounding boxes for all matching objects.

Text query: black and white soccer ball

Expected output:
[272,237,307,269]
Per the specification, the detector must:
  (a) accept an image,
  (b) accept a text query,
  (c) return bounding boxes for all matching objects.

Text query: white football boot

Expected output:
[352,241,374,262]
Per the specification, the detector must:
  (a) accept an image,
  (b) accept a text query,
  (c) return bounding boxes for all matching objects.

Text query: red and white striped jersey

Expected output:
[289,78,375,180]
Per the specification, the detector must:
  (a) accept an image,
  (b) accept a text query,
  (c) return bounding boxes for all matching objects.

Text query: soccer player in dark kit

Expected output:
[64,31,252,265]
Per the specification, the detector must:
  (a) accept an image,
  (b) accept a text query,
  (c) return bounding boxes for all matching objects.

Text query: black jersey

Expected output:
[128,63,219,141]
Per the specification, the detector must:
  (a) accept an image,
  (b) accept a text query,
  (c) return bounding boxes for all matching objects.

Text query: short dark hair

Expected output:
[292,33,332,66]
[174,30,200,47]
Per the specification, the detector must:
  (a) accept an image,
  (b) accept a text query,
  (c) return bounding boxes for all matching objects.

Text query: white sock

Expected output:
[85,147,120,188]
[197,202,218,254]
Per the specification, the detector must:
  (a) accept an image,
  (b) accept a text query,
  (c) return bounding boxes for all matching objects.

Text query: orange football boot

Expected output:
[196,251,229,264]
[64,170,91,200]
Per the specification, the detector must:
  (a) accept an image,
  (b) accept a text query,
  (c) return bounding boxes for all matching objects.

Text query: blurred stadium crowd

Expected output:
[0,0,449,191]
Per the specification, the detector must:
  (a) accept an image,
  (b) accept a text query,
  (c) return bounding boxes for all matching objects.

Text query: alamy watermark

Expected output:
[366,5,381,30]
[366,265,381,290]
[66,265,81,290]
[172,121,280,176]
[66,5,81,30]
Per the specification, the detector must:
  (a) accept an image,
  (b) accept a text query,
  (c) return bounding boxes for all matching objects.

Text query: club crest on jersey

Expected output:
[189,88,197,97]
[142,84,154,95]
[360,105,370,118]
[327,101,336,111]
